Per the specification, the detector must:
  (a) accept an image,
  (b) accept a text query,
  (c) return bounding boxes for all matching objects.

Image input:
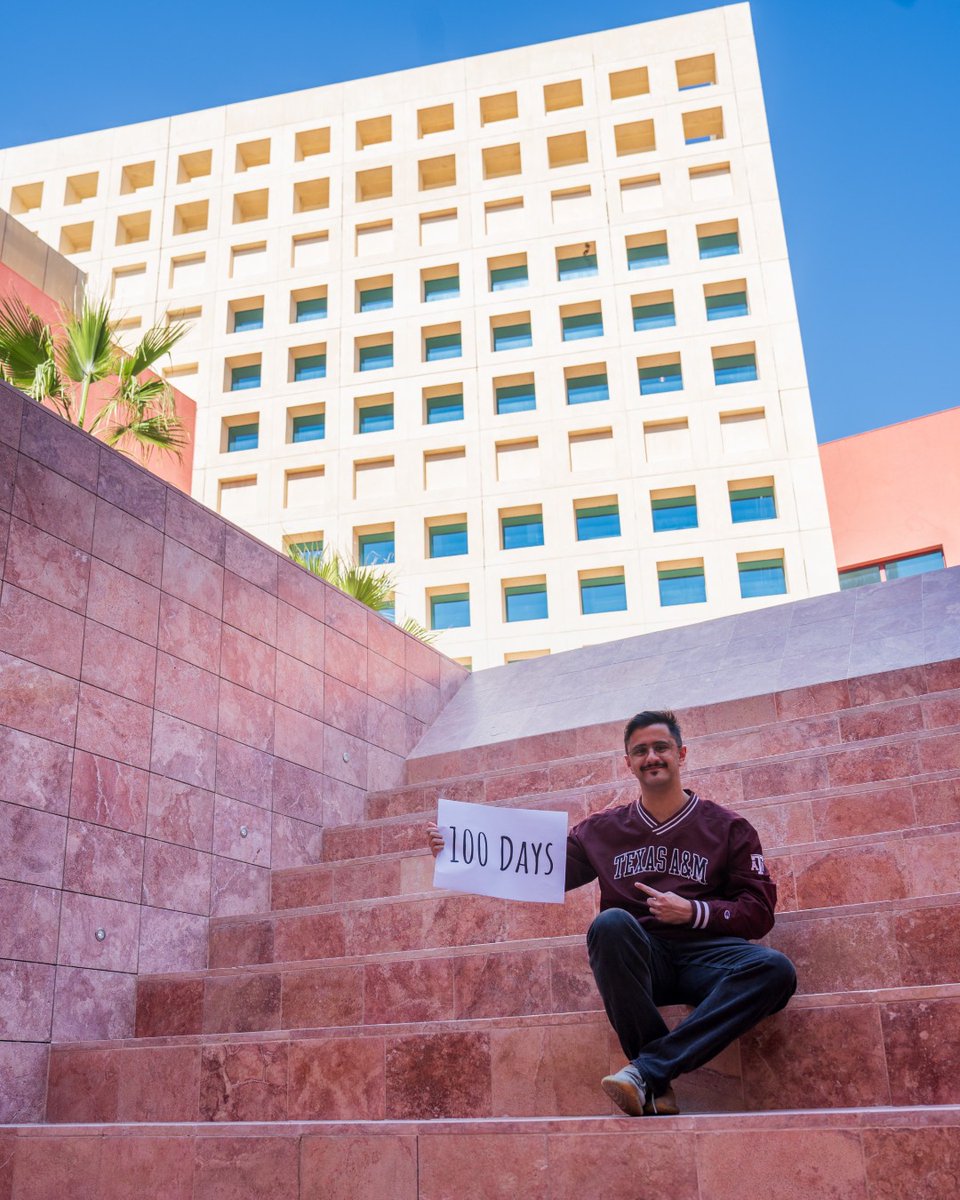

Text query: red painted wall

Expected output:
[820,407,960,571]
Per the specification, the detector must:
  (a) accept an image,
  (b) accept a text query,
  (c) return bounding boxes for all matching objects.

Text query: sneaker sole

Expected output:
[601,1074,646,1117]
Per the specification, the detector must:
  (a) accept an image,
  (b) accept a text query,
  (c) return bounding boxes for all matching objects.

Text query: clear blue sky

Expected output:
[2,0,957,442]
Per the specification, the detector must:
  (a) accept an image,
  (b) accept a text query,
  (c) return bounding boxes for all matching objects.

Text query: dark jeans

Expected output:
[587,907,797,1096]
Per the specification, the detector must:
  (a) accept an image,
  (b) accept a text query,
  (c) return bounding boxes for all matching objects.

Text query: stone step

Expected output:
[9,1107,960,1200]
[137,892,960,1039]
[214,821,960,968]
[46,982,960,1125]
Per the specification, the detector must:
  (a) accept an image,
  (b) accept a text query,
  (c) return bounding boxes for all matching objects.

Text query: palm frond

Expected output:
[101,410,188,458]
[399,616,438,645]
[0,296,64,404]
[58,296,115,386]
[123,319,189,377]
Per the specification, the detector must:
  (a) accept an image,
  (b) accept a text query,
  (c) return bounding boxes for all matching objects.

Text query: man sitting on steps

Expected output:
[427,708,797,1117]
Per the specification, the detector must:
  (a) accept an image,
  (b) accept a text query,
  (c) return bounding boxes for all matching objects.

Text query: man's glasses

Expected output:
[628,742,676,757]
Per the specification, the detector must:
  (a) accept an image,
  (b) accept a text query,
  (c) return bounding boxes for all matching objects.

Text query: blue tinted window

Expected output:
[627,242,668,269]
[493,322,532,352]
[424,275,460,302]
[234,307,263,332]
[505,584,547,622]
[558,254,598,281]
[230,364,261,391]
[886,549,945,579]
[633,301,675,331]
[566,373,609,405]
[291,413,325,443]
[359,286,393,312]
[581,575,627,614]
[430,523,468,558]
[358,533,395,565]
[576,505,620,541]
[496,383,535,414]
[426,392,464,423]
[738,559,786,598]
[425,332,462,361]
[293,353,326,382]
[562,312,603,341]
[431,592,470,629]
[730,486,775,523]
[502,513,544,549]
[652,496,698,531]
[706,291,748,320]
[639,362,682,395]
[839,565,882,590]
[658,568,706,606]
[714,353,757,385]
[359,343,393,371]
[698,231,740,259]
[296,296,327,323]
[490,264,528,291]
[227,422,259,452]
[358,403,394,434]
[289,540,323,568]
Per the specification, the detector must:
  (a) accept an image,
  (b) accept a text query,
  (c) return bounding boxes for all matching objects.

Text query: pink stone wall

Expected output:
[0,380,467,1120]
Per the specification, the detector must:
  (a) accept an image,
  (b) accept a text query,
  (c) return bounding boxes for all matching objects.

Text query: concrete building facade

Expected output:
[0,2,838,667]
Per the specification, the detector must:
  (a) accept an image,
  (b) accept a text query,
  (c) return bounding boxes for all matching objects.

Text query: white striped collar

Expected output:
[634,789,700,836]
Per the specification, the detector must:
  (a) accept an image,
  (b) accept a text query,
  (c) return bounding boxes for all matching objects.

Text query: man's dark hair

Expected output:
[623,710,683,750]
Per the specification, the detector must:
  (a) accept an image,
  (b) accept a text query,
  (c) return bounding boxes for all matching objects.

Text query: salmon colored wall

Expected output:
[819,407,960,570]
[0,263,196,493]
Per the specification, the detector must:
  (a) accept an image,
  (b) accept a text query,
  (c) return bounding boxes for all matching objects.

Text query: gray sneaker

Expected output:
[601,1065,680,1117]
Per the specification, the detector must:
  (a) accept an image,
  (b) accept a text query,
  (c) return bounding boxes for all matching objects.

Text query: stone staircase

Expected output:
[9,657,960,1196]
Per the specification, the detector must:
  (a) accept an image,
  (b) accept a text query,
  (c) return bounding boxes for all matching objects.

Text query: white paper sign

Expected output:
[432,797,568,904]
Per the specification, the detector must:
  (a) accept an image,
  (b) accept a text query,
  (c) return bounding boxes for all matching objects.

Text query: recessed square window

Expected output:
[289,405,326,443]
[633,290,676,331]
[504,579,548,623]
[357,275,393,313]
[424,386,464,424]
[561,302,603,342]
[658,560,706,606]
[484,197,524,236]
[295,127,331,160]
[354,456,396,501]
[424,323,462,362]
[638,353,683,395]
[690,162,733,200]
[64,172,98,205]
[59,222,93,255]
[230,299,265,333]
[544,78,583,112]
[233,189,269,223]
[496,437,539,483]
[720,408,768,454]
[575,498,620,541]
[355,221,392,256]
[222,414,259,452]
[489,253,528,291]
[698,219,740,258]
[738,553,787,598]
[626,230,668,269]
[621,174,662,214]
[551,186,593,223]
[112,264,148,303]
[495,374,536,415]
[501,508,543,550]
[357,526,395,564]
[480,92,518,125]
[609,66,650,100]
[419,155,456,190]
[173,200,209,235]
[683,107,724,145]
[547,131,588,169]
[170,253,206,289]
[292,232,330,268]
[557,241,598,281]
[294,178,330,212]
[418,103,455,137]
[565,366,609,406]
[292,286,328,323]
[713,342,758,385]
[356,115,392,149]
[729,478,777,523]
[428,517,468,558]
[120,161,155,194]
[231,241,267,279]
[492,314,532,352]
[291,345,327,383]
[356,166,392,202]
[357,335,394,372]
[357,398,395,435]
[218,476,259,521]
[580,571,627,615]
[429,588,470,630]
[422,265,460,302]
[420,209,458,247]
[424,447,466,490]
[10,182,43,214]
[569,427,613,473]
[705,279,749,320]
[651,487,698,532]
[615,120,656,156]
[227,357,262,391]
[644,418,691,462]
[677,53,717,90]
[178,149,212,183]
[284,534,324,564]
[482,143,522,179]
[115,211,150,246]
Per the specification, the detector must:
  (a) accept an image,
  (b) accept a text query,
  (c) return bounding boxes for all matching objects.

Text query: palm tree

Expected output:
[0,293,188,460]
[286,545,437,644]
